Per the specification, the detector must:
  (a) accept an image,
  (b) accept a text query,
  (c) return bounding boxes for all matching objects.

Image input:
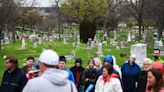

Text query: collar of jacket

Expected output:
[103,73,118,83]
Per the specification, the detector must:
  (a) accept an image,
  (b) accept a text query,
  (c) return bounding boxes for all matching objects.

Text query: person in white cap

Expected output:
[121,54,141,92]
[23,49,77,92]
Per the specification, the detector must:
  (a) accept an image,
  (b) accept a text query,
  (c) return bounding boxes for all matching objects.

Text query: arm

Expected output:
[113,78,123,92]
[18,74,28,92]
[95,76,101,92]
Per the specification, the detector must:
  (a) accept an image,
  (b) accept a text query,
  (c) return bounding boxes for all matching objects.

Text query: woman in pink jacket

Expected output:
[95,65,122,92]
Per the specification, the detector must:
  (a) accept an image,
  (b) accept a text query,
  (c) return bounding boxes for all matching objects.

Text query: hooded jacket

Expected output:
[95,73,122,92]
[23,68,77,92]
[121,61,141,92]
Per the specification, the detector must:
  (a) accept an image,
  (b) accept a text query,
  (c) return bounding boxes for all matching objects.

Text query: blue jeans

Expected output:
[78,85,84,92]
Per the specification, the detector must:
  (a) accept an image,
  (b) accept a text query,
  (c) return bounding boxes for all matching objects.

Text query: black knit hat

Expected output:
[75,58,82,65]
[59,56,66,63]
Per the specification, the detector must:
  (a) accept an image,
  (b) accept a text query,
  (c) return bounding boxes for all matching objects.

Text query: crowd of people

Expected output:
[0,48,164,92]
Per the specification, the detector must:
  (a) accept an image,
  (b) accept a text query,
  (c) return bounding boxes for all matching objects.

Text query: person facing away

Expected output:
[135,58,152,92]
[23,49,77,92]
[121,54,141,92]
[58,55,75,83]
[146,69,164,92]
[82,60,98,92]
[153,48,164,63]
[70,58,85,92]
[95,65,122,92]
[0,56,28,92]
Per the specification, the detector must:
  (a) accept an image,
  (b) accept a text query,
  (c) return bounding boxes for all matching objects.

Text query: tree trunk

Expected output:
[0,28,2,52]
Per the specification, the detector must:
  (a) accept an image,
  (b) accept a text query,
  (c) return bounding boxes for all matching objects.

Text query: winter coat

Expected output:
[70,66,85,88]
[64,68,75,83]
[22,68,77,92]
[121,61,141,92]
[95,73,122,92]
[82,68,98,92]
[0,68,28,92]
[135,71,148,92]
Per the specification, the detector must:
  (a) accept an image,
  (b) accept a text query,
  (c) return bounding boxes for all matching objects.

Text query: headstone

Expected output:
[130,43,147,67]
[1,40,3,45]
[72,42,75,47]
[153,32,159,49]
[127,31,131,42]
[44,34,48,41]
[116,45,120,50]
[70,50,75,59]
[131,35,135,41]
[91,41,94,48]
[120,41,124,48]
[77,35,80,47]
[87,38,92,50]
[49,36,53,42]
[97,30,100,40]
[22,36,26,49]
[4,37,9,44]
[114,30,117,40]
[63,35,67,44]
[158,40,164,51]
[29,34,36,42]
[38,35,42,44]
[103,32,107,42]
[96,43,103,56]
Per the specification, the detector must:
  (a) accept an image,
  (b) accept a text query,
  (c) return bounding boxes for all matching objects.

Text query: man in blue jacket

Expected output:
[121,54,141,92]
[0,56,28,92]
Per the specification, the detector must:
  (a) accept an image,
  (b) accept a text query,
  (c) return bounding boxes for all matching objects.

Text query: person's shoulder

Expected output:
[70,66,76,70]
[66,69,73,74]
[28,76,45,85]
[121,62,128,67]
[17,68,26,75]
[97,75,103,80]
[134,63,141,69]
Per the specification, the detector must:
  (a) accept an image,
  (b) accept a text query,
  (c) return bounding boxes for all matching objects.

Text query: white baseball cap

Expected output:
[39,49,59,65]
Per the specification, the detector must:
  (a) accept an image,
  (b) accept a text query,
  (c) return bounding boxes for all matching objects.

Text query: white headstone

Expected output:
[22,37,26,49]
[1,40,3,45]
[91,41,94,48]
[96,43,103,56]
[4,37,9,44]
[114,30,117,40]
[87,38,92,50]
[98,43,103,53]
[103,32,107,42]
[116,46,120,50]
[63,35,67,44]
[130,43,147,67]
[77,35,81,46]
[38,36,42,44]
[127,31,131,42]
[159,40,163,47]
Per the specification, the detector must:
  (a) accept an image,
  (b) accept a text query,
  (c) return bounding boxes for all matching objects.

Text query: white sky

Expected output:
[25,0,56,7]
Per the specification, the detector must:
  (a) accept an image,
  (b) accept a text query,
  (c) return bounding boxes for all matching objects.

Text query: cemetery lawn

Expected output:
[0,39,163,83]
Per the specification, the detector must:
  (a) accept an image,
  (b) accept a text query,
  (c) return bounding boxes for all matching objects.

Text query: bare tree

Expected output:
[54,0,63,40]
[0,0,36,51]
[124,0,146,40]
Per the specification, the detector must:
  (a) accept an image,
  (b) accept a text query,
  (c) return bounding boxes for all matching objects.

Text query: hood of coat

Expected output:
[42,68,69,86]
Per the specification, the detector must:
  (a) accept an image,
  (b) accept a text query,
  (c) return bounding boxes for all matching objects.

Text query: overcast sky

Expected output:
[25,0,56,7]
